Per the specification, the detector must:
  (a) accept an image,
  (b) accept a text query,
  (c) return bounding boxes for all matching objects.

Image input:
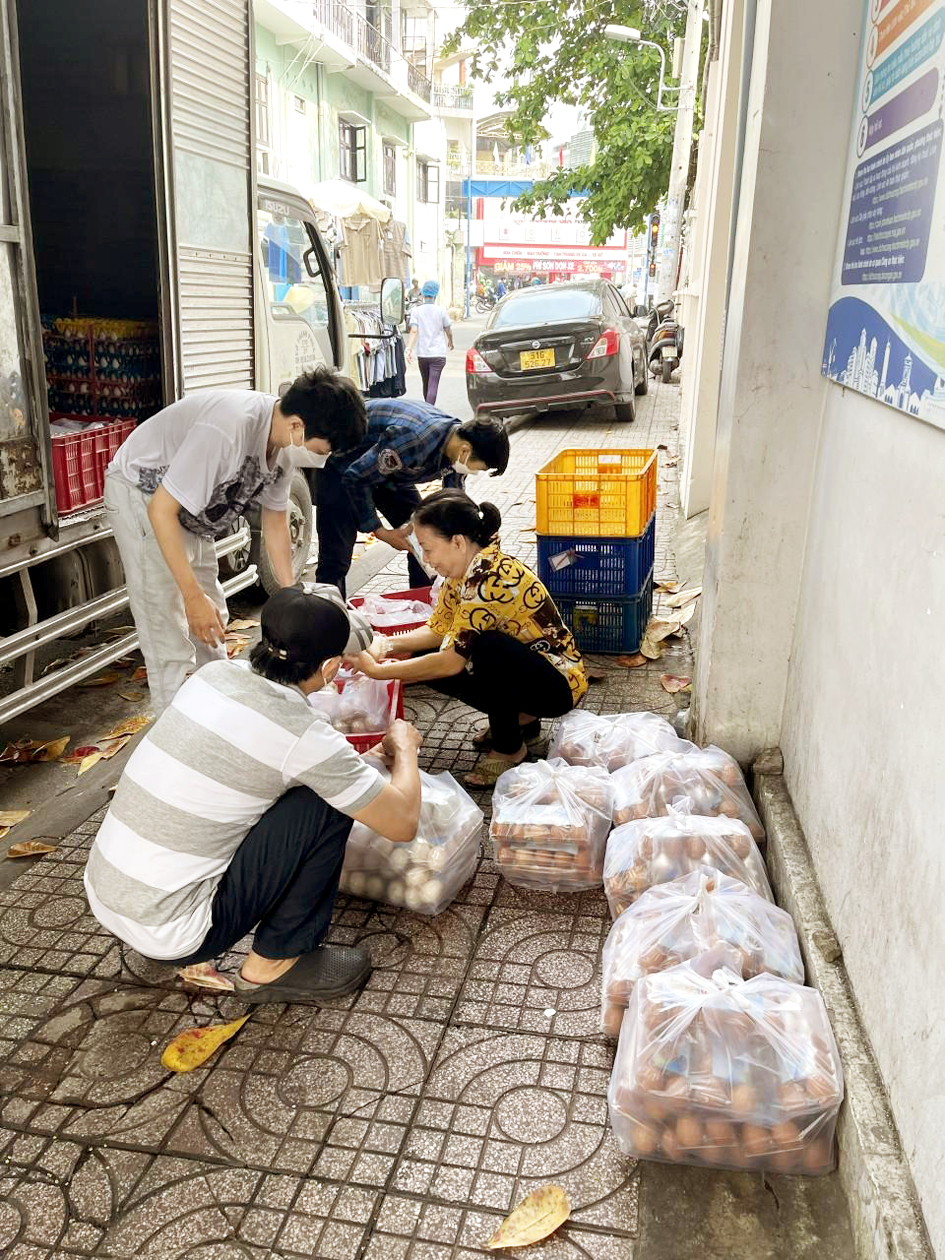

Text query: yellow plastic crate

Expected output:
[535,448,658,537]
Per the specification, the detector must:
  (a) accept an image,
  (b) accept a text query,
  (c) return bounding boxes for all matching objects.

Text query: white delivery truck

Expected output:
[0,0,402,724]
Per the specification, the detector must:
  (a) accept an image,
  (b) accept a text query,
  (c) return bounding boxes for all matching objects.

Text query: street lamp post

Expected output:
[602,24,682,112]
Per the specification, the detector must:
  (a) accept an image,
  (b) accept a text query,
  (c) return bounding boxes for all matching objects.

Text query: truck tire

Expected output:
[255,469,315,595]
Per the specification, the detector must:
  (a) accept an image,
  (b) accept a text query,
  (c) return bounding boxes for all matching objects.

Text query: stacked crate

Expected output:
[535,448,657,654]
[42,316,162,421]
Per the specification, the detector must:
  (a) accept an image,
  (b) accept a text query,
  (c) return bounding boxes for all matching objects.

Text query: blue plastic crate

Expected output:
[537,517,655,598]
[558,574,654,654]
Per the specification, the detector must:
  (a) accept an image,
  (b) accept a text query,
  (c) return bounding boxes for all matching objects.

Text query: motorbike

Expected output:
[475,290,497,312]
[645,298,683,383]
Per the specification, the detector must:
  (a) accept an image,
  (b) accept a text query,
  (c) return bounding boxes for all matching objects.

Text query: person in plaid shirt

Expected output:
[314,398,509,596]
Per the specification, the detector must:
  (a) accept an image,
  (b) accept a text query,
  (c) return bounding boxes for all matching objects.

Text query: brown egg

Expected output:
[702,1142,732,1166]
[640,946,666,972]
[626,1118,659,1155]
[643,1095,671,1122]
[705,1119,737,1145]
[602,1005,624,1038]
[731,1083,759,1116]
[778,1081,807,1110]
[718,798,740,819]
[660,1126,681,1162]
[741,1124,772,1157]
[805,1073,837,1103]
[769,1148,802,1173]
[663,1074,689,1103]
[676,1116,703,1149]
[730,833,751,859]
[802,1136,834,1173]
[612,1081,636,1112]
[637,1063,665,1092]
[685,835,706,861]
[770,1120,800,1150]
[639,835,654,860]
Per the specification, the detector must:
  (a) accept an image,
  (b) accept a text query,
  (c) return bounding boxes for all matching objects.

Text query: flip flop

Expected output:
[232,944,372,1005]
[464,749,528,788]
[471,718,542,752]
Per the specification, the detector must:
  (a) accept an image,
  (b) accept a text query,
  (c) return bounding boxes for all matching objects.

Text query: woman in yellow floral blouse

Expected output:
[350,489,587,786]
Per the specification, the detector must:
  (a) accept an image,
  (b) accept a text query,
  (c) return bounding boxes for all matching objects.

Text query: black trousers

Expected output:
[418,356,446,405]
[314,463,428,597]
[428,631,575,753]
[167,787,353,965]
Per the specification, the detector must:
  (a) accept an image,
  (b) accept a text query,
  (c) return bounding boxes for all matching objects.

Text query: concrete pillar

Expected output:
[677,0,744,519]
[692,0,860,761]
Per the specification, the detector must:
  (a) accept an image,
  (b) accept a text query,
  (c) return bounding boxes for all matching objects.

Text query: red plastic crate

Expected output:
[335,677,404,752]
[50,415,136,513]
[349,586,434,635]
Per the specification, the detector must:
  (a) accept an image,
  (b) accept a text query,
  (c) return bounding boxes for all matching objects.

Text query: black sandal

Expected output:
[232,944,372,1005]
[470,718,542,752]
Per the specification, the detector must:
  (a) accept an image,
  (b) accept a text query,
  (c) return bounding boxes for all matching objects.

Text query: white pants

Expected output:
[104,475,228,712]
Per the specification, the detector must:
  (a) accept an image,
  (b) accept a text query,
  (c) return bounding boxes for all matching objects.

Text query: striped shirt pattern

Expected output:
[84,661,385,960]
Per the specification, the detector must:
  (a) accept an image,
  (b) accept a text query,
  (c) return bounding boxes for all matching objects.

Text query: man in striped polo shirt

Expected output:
[84,587,422,1003]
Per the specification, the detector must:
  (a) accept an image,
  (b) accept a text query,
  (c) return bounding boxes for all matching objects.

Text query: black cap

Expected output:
[259,588,352,666]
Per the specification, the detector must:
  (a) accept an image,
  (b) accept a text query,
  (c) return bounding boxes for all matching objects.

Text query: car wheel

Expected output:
[661,359,674,384]
[615,397,636,423]
[634,353,649,395]
[255,470,314,596]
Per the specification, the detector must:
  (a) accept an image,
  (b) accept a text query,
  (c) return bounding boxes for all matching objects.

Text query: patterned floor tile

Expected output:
[364,1195,635,1260]
[453,908,609,1038]
[388,1027,637,1234]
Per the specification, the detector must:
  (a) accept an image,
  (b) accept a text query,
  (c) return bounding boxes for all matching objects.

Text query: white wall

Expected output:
[693,0,945,1248]
[781,386,945,1253]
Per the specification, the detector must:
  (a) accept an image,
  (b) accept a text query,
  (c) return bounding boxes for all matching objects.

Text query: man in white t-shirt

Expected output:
[84,587,422,1004]
[105,368,366,711]
[406,280,454,405]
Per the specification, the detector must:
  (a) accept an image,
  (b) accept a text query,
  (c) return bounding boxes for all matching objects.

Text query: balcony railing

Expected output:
[407,62,433,101]
[311,0,355,47]
[433,84,474,111]
[355,10,392,73]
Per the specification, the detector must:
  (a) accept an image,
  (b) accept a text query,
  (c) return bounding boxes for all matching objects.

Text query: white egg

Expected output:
[389,847,411,871]
[386,879,405,904]
[364,876,385,900]
[405,867,427,887]
[405,888,424,910]
[347,872,367,896]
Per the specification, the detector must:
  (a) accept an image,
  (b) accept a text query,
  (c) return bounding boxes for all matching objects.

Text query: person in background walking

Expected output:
[407,277,422,307]
[496,278,507,299]
[406,280,453,405]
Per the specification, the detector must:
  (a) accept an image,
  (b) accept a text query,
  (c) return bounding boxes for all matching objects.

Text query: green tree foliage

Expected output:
[443,1,688,243]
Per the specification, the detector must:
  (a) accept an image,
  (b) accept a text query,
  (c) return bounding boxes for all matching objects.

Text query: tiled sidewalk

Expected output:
[0,385,692,1259]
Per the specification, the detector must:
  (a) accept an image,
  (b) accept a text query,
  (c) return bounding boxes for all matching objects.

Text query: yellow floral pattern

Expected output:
[428,542,588,704]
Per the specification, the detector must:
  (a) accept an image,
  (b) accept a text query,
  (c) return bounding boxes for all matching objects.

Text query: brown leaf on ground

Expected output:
[661,673,692,693]
[0,810,31,829]
[674,603,697,629]
[644,618,682,644]
[665,586,702,609]
[102,715,152,740]
[586,670,607,683]
[615,653,648,668]
[130,665,148,683]
[657,443,668,450]
[226,618,260,632]
[78,673,121,688]
[639,637,664,660]
[77,750,104,776]
[59,744,101,765]
[118,689,146,703]
[484,1185,571,1250]
[102,625,135,639]
[5,840,58,859]
[225,637,250,658]
[655,577,682,592]
[161,1015,251,1072]
[1,736,70,764]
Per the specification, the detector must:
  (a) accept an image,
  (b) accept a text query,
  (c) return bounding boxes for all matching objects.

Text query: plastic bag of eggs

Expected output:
[340,769,483,915]
[603,809,771,918]
[549,709,695,773]
[607,949,843,1175]
[610,746,765,841]
[600,868,802,1036]
[490,758,614,892]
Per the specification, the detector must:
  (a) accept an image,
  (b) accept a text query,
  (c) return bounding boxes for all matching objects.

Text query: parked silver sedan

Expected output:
[465,280,648,423]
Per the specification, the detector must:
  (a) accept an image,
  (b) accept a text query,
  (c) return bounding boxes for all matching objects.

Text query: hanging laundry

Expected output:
[340,214,384,286]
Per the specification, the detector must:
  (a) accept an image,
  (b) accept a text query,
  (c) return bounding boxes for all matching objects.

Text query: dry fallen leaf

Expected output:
[102,715,152,740]
[118,689,146,703]
[639,637,664,660]
[674,603,697,630]
[655,577,682,592]
[0,736,70,764]
[103,625,136,639]
[130,665,149,683]
[226,618,260,632]
[177,963,235,992]
[161,1015,251,1072]
[644,618,683,645]
[665,586,702,609]
[78,673,121,688]
[59,744,101,766]
[484,1185,571,1250]
[225,637,250,658]
[661,673,692,693]
[5,840,58,859]
[77,736,130,777]
[615,653,647,668]
[586,670,607,684]
[0,810,31,829]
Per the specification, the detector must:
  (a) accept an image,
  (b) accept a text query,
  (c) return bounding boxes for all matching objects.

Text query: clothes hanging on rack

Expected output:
[346,306,406,398]
[340,214,384,286]
[381,219,412,281]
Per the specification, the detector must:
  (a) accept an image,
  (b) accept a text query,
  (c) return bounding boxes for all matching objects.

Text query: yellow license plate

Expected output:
[519,348,555,370]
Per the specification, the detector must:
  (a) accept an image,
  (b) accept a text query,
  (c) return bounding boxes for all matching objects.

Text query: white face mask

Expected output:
[452,460,472,476]
[286,445,330,469]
